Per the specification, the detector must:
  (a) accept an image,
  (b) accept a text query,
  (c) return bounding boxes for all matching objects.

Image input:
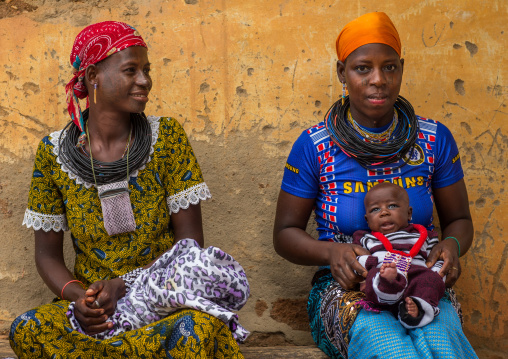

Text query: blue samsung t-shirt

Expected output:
[281,117,463,242]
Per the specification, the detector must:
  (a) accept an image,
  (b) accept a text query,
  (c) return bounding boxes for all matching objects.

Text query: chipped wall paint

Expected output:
[0,0,506,354]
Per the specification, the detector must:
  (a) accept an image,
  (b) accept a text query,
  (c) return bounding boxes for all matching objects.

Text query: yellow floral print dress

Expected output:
[10,116,244,359]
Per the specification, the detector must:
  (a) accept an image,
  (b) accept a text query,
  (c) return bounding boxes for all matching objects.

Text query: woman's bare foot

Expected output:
[405,297,419,318]
[379,262,397,282]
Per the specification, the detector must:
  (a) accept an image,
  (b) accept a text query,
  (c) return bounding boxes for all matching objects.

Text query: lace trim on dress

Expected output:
[22,208,69,232]
[167,183,212,214]
[49,116,161,188]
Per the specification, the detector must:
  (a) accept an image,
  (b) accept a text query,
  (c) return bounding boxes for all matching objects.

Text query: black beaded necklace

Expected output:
[324,95,419,169]
[58,109,152,185]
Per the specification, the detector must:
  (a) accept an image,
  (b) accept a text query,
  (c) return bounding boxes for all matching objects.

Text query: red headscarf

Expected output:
[65,21,147,147]
[335,12,401,62]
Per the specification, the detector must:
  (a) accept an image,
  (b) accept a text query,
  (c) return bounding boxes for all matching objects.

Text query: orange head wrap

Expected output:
[336,12,401,62]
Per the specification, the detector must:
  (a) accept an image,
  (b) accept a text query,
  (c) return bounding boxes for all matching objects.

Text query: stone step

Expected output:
[0,335,15,359]
[241,346,329,358]
[2,333,503,358]
[0,335,329,359]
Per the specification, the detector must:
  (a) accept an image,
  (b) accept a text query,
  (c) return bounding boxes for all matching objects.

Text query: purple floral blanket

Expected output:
[67,238,250,342]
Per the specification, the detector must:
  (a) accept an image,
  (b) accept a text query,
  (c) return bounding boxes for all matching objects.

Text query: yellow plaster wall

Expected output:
[0,0,506,355]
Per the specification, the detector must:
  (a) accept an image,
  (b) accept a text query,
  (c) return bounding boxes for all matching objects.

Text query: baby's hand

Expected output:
[359,281,366,292]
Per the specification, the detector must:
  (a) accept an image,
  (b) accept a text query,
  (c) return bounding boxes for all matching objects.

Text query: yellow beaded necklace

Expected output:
[347,109,399,143]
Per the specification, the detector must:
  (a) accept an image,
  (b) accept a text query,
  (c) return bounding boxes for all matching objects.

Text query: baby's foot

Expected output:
[405,297,419,318]
[379,262,397,282]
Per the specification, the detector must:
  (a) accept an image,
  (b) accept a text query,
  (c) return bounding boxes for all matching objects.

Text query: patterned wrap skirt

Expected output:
[10,302,244,359]
[308,270,478,359]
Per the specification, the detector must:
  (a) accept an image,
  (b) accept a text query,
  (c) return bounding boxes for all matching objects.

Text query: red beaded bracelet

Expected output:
[60,279,84,300]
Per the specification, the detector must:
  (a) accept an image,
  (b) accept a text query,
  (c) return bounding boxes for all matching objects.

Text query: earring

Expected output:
[93,83,97,104]
[342,82,347,105]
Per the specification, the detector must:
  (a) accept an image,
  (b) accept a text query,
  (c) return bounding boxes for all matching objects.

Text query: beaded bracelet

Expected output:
[61,279,84,300]
[444,236,461,257]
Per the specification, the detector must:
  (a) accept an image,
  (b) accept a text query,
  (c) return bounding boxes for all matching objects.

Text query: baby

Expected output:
[353,182,445,328]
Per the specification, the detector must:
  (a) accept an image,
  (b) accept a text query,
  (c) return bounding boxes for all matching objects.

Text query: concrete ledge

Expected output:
[0,334,330,359]
[241,346,329,358]
[2,333,503,359]
[0,335,15,359]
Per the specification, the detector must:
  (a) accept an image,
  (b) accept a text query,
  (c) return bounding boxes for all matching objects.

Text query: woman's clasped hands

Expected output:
[73,277,126,335]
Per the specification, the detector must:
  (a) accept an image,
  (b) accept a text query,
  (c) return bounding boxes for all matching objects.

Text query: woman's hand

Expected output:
[85,278,126,317]
[432,179,473,288]
[328,243,369,289]
[274,190,369,290]
[73,294,111,335]
[73,277,126,335]
[426,238,461,287]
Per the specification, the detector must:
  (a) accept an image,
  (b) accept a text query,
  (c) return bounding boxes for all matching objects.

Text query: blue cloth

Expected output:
[349,298,478,359]
[308,272,345,358]
[281,117,463,241]
[308,272,476,359]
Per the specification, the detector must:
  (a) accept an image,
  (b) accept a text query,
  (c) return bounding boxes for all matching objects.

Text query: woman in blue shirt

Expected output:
[273,12,477,359]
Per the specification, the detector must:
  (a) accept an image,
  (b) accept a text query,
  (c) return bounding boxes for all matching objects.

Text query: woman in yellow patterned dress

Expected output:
[9,21,245,358]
